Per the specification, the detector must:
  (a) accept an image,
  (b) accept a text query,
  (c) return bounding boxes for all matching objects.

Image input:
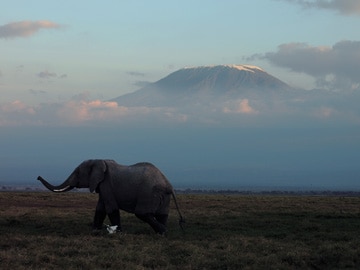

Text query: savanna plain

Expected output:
[1,192,360,269]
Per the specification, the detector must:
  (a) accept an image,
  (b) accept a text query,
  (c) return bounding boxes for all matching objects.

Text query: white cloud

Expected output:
[0,94,185,126]
[1,100,35,114]
[57,99,125,123]
[223,99,258,114]
[0,101,36,126]
[28,89,47,95]
[251,40,360,90]
[37,70,57,79]
[279,0,360,15]
[0,20,62,39]
[55,99,191,125]
[1,90,359,127]
[126,71,145,77]
[164,111,188,122]
[314,106,336,118]
[37,70,67,80]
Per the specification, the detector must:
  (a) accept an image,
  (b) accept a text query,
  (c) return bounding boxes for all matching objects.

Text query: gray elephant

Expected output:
[37,159,184,235]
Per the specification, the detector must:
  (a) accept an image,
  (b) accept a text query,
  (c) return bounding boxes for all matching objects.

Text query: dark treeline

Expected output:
[2,185,360,197]
[176,189,360,196]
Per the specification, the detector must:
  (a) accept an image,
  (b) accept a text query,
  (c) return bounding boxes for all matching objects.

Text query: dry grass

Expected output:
[1,192,360,269]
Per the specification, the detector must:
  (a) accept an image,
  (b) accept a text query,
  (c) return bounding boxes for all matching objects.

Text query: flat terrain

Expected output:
[1,192,359,269]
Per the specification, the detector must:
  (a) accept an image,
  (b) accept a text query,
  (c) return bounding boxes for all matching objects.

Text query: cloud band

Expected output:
[0,20,61,39]
[251,40,360,90]
[279,0,360,15]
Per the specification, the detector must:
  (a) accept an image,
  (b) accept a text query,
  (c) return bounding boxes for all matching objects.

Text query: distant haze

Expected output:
[1,65,359,191]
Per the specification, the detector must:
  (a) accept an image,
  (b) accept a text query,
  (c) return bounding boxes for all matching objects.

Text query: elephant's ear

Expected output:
[89,160,107,193]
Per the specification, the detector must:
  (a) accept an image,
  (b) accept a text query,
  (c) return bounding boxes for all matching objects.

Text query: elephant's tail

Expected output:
[171,190,185,231]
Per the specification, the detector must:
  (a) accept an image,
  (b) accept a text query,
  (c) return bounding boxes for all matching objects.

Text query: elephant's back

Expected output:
[108,161,173,193]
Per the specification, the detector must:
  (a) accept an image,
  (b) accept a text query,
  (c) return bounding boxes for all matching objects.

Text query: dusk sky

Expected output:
[1,1,360,108]
[1,1,360,190]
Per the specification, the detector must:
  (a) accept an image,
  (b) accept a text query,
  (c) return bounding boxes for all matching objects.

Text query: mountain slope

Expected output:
[112,65,295,107]
[155,65,290,93]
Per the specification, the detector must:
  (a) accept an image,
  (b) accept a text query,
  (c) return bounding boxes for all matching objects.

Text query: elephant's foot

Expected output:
[135,214,167,235]
[106,225,122,234]
[107,210,122,231]
[93,210,123,234]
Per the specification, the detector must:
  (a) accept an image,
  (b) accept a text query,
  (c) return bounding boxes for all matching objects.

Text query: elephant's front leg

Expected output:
[93,195,122,232]
[107,210,121,231]
[93,209,106,230]
[93,196,107,230]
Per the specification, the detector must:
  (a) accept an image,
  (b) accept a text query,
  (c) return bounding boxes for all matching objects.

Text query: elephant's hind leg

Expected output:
[135,214,167,235]
[155,214,168,226]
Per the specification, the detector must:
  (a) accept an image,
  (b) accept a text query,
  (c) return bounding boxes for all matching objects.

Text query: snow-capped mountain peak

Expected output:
[228,64,264,73]
[183,64,264,73]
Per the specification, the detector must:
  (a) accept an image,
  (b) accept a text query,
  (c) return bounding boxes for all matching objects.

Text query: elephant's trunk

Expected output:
[37,176,74,192]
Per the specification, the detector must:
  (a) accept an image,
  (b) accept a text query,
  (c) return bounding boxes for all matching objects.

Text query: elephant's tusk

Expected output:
[53,185,73,192]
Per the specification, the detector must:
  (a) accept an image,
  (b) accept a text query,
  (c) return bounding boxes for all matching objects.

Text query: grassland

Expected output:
[0,192,359,269]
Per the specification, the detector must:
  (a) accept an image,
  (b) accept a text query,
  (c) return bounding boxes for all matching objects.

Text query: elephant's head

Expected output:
[37,159,107,193]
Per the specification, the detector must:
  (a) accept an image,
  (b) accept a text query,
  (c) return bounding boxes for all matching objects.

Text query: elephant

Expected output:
[37,159,184,235]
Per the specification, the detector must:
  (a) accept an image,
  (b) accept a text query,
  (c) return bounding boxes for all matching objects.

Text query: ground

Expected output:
[1,191,360,269]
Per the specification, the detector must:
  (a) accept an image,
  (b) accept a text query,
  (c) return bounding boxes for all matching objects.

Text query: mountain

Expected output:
[110,64,360,125]
[112,65,296,107]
